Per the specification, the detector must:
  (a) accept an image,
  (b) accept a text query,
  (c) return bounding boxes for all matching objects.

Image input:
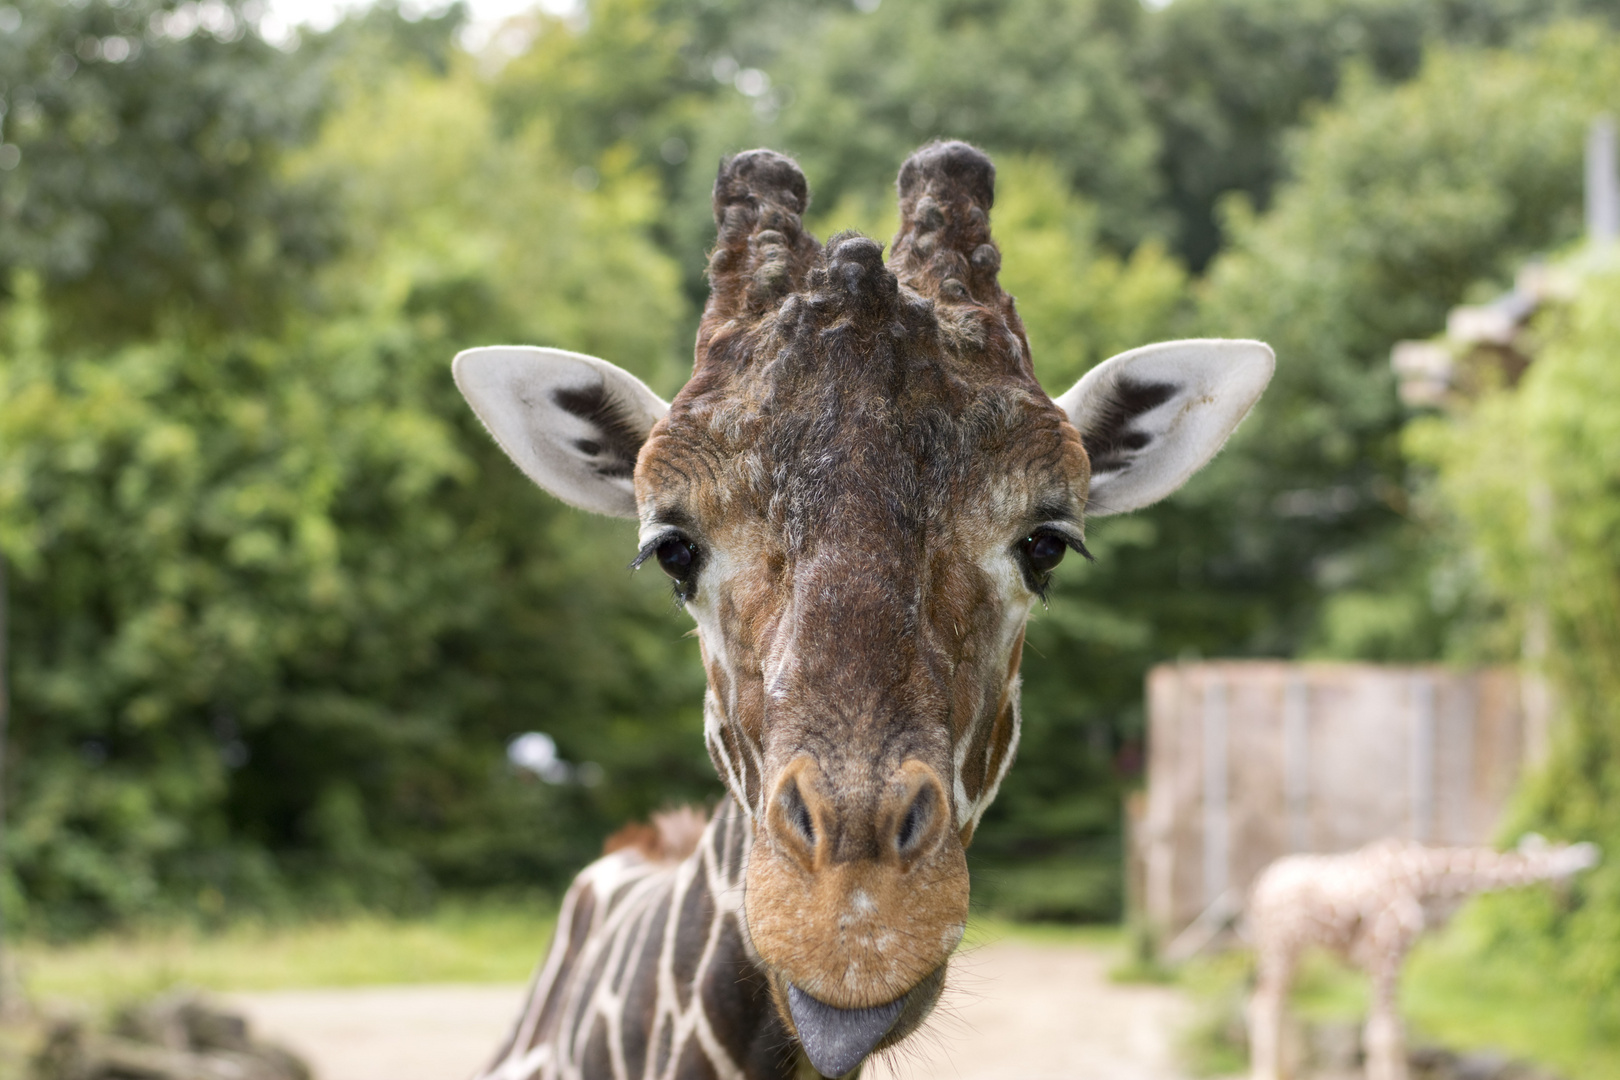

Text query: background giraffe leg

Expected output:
[1362,949,1411,1080]
[1247,947,1294,1080]
[1360,894,1421,1080]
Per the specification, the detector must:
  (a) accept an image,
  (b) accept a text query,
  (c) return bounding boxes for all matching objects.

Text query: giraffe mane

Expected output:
[601,804,712,863]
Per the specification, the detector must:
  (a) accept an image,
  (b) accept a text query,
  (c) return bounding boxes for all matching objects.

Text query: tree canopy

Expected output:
[1407,265,1620,1036]
[2,0,1618,931]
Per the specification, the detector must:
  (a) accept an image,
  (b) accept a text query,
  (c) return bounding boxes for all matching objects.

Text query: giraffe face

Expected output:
[633,260,1083,1037]
[453,142,1273,1075]
[629,146,1093,1051]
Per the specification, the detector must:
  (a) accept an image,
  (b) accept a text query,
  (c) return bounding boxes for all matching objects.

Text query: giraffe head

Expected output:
[455,142,1272,1076]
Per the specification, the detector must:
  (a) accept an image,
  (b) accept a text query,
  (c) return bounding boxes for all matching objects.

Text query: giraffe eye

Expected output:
[656,536,697,582]
[1020,532,1067,575]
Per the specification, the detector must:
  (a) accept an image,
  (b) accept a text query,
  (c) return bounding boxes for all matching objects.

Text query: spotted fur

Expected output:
[480,800,801,1080]
[1245,837,1600,1080]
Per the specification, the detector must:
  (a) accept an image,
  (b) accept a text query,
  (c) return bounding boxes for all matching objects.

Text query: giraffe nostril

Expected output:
[894,783,936,857]
[781,780,816,848]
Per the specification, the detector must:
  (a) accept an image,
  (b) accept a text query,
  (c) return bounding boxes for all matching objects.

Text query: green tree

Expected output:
[293,59,720,856]
[0,0,340,342]
[0,43,712,929]
[1407,267,1620,1056]
[1139,0,1620,269]
[1189,25,1620,663]
[744,0,1160,251]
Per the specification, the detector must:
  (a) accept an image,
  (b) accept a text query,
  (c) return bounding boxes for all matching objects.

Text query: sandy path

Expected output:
[228,983,522,1080]
[230,939,1192,1080]
[867,940,1192,1080]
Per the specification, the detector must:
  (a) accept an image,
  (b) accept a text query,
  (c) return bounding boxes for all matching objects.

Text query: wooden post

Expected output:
[1409,674,1436,841]
[0,553,11,1015]
[1283,675,1310,853]
[1201,676,1228,905]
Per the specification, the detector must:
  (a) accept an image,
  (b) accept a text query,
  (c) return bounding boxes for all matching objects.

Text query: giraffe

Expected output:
[1245,835,1601,1080]
[454,140,1275,1079]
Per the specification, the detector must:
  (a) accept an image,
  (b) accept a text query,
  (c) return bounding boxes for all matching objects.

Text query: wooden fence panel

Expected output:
[1136,661,1529,940]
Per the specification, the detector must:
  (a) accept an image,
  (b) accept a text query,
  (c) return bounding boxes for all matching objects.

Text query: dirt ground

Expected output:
[230,938,1195,1080]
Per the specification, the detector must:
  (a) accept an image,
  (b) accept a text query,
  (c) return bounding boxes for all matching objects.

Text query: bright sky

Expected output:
[262,0,1175,51]
[260,0,578,50]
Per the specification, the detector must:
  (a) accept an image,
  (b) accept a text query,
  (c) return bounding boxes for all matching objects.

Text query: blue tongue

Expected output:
[787,984,905,1078]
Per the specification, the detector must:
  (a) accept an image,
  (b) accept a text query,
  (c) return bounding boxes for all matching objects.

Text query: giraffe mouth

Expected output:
[787,984,907,1078]
[779,961,948,1077]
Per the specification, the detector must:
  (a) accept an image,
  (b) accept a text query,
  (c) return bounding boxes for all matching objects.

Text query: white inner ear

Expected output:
[452,346,670,519]
[1054,339,1274,517]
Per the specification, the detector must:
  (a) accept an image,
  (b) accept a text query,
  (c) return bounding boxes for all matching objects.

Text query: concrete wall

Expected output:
[1134,661,1529,939]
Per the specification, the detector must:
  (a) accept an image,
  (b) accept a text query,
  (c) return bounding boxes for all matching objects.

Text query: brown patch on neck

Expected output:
[602,805,711,863]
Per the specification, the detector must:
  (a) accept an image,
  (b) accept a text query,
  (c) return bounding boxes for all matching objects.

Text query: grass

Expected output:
[1403,931,1620,1079]
[1172,922,1620,1080]
[15,900,556,1006]
[12,903,1124,1009]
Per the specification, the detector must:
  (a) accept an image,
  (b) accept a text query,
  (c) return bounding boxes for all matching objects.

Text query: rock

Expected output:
[1405,1043,1565,1080]
[1306,1020,1363,1072]
[31,994,310,1080]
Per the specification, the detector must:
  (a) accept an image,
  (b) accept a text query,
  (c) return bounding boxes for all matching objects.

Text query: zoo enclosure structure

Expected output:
[1131,661,1536,945]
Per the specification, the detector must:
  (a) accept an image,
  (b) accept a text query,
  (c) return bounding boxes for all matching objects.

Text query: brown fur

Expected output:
[602,806,713,863]
[633,142,1092,1035]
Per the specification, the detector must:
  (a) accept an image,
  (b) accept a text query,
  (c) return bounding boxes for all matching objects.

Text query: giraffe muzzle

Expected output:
[747,757,967,1069]
[787,984,905,1078]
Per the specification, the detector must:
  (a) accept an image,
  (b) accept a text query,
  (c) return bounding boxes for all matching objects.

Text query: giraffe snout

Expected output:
[747,756,969,1026]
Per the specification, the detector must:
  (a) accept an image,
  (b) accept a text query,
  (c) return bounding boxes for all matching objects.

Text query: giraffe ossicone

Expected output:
[456,141,1274,1079]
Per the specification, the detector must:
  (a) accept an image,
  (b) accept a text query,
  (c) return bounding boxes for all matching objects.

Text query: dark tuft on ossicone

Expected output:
[707,149,821,320]
[714,149,810,220]
[897,140,995,211]
[824,233,897,314]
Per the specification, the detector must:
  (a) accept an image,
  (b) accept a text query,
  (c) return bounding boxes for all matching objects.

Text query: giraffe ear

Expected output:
[1054,339,1274,517]
[453,346,669,519]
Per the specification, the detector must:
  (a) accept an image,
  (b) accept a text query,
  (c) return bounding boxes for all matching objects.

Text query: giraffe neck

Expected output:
[480,798,811,1080]
[1408,843,1591,900]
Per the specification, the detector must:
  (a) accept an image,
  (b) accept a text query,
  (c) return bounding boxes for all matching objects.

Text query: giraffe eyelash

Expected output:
[1018,525,1093,602]
[633,530,703,606]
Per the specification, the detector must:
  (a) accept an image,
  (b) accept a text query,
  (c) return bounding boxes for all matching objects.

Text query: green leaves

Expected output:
[1185,25,1620,662]
[8,0,1620,933]
[1414,269,1620,1011]
[0,0,339,342]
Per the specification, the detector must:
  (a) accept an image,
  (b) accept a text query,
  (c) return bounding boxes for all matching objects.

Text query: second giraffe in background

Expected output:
[1245,835,1600,1080]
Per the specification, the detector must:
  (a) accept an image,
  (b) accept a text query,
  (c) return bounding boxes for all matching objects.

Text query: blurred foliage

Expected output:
[0,8,711,932]
[1407,269,1620,1036]
[1186,25,1620,666]
[1139,0,1620,269]
[0,0,339,341]
[756,0,1162,252]
[1,0,1619,932]
[20,899,555,1000]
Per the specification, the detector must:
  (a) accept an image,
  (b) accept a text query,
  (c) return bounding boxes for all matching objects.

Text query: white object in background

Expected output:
[1588,114,1618,248]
